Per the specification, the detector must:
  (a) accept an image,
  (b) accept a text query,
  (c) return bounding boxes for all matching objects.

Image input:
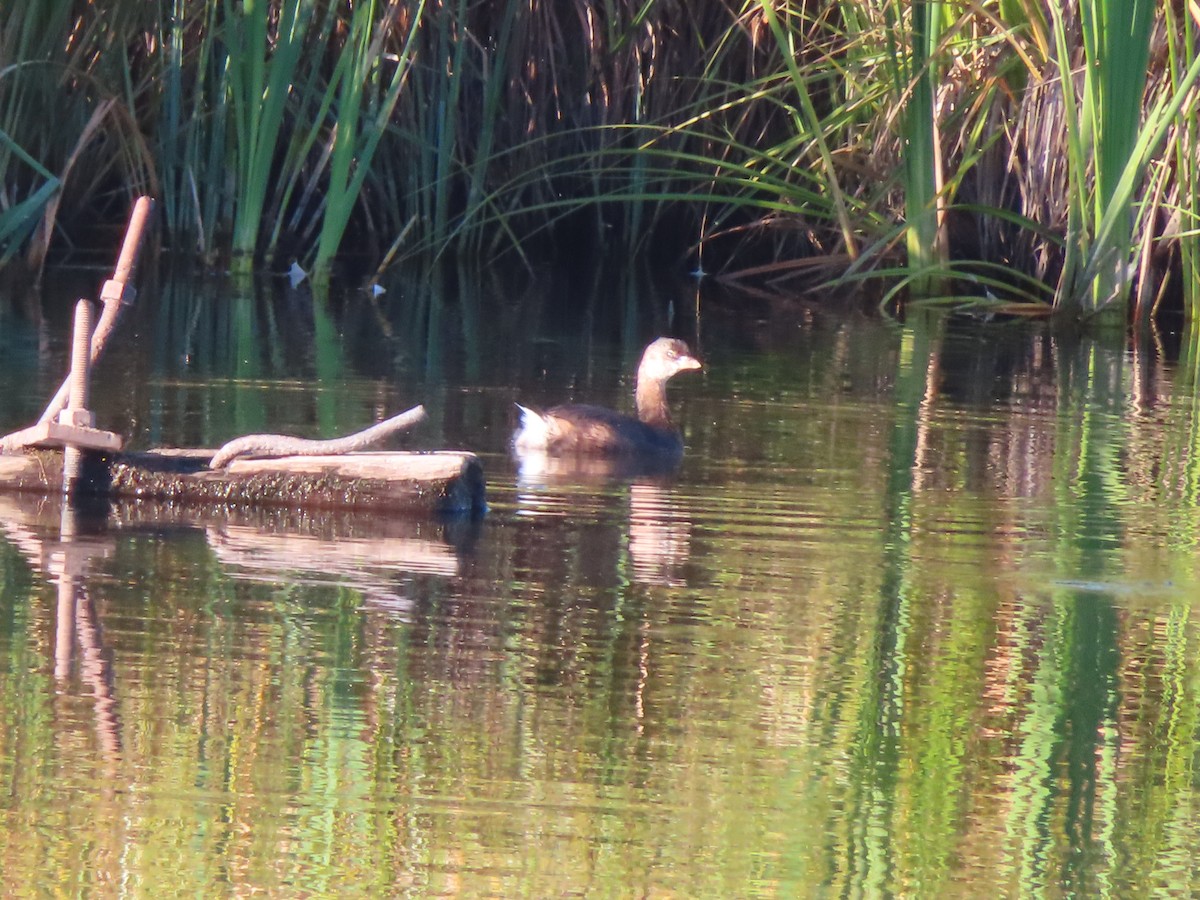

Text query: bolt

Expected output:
[62,300,94,495]
[68,300,92,412]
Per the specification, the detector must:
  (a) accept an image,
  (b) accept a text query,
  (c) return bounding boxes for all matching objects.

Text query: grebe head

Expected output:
[638,337,702,385]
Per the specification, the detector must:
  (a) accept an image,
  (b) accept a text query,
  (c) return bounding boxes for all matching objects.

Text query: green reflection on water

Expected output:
[1,271,1200,895]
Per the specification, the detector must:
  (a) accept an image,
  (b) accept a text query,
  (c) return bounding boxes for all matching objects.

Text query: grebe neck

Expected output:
[635,377,672,429]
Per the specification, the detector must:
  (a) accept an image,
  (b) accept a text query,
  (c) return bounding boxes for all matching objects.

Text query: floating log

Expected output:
[0,447,486,516]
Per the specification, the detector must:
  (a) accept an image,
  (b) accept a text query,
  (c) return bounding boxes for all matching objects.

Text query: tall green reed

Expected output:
[312,0,426,274]
[1162,3,1200,328]
[879,0,948,293]
[0,0,78,256]
[757,0,858,263]
[151,0,427,274]
[157,0,229,258]
[1047,0,1200,319]
[0,1,153,273]
[223,0,322,265]
[0,120,59,267]
[8,0,1200,331]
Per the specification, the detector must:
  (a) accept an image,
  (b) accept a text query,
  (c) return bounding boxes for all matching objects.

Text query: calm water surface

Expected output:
[0,266,1198,896]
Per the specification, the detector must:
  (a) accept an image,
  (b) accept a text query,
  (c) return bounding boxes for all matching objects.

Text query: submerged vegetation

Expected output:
[1,1,1199,321]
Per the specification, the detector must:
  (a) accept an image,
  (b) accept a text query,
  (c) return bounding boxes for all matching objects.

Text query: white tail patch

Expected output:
[513,403,552,452]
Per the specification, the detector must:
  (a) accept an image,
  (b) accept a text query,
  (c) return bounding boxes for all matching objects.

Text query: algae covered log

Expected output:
[0,448,486,516]
[110,450,486,515]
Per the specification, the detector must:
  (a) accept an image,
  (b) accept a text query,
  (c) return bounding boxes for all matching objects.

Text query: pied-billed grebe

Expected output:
[514,337,702,458]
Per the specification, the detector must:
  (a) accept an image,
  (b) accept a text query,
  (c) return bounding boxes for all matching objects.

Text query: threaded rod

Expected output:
[62,300,94,494]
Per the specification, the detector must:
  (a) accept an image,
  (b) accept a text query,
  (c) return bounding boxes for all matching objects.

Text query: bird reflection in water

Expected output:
[627,480,692,586]
[514,453,693,587]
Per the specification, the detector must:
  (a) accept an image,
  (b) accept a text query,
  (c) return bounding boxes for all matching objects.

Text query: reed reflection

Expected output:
[0,488,478,781]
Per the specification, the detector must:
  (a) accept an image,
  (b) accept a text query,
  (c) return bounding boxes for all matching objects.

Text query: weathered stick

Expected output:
[209,405,427,468]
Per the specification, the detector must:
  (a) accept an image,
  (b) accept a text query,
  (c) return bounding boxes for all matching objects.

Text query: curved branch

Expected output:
[208,405,426,469]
